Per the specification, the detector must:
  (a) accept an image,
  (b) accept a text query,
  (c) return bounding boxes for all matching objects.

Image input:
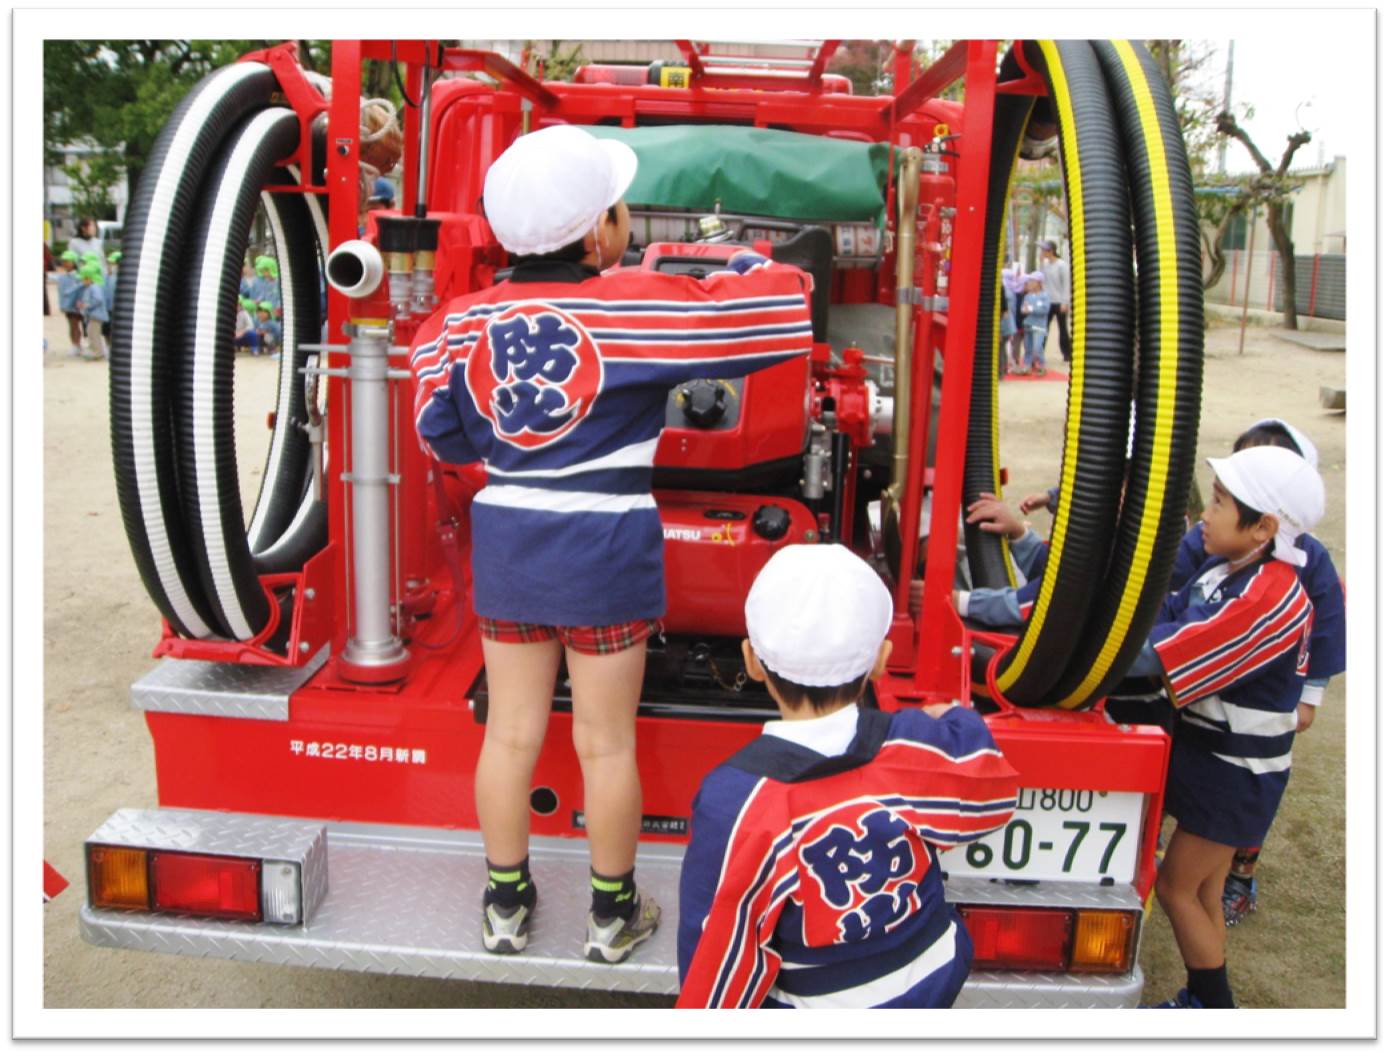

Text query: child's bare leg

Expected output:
[567,643,646,876]
[1155,826,1234,968]
[476,637,563,866]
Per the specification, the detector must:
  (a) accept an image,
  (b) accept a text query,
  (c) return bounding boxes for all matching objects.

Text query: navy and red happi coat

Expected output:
[1150,556,1315,846]
[676,706,1019,1008]
[409,260,813,627]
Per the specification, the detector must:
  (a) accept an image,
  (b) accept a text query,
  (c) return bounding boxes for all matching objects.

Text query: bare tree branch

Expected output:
[1216,111,1273,174]
[1275,130,1313,177]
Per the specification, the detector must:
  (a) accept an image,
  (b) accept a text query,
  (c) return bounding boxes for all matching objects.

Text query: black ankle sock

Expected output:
[485,857,535,909]
[591,867,636,921]
[1187,964,1235,1008]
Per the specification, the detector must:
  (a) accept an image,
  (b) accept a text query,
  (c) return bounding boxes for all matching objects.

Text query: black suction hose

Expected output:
[247,169,326,565]
[1044,40,1205,709]
[110,61,279,639]
[988,40,1137,707]
[176,107,303,639]
[962,76,1036,589]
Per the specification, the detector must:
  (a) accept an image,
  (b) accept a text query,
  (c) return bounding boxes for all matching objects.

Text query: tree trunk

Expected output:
[1201,223,1227,291]
[1266,205,1299,330]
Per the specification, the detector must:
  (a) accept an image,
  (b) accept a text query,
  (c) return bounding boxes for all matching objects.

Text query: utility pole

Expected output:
[1218,41,1234,175]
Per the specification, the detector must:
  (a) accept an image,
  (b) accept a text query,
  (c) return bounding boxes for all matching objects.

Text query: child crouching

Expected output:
[676,545,1019,1008]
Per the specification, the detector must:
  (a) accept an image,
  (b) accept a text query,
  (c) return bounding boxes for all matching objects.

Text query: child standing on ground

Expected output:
[1020,271,1049,376]
[998,280,1017,380]
[1168,419,1344,929]
[77,262,109,360]
[408,124,815,964]
[676,545,1019,1008]
[958,446,1323,1008]
[58,250,83,356]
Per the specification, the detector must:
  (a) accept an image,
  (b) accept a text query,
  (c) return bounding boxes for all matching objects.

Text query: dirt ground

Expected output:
[40,292,1346,1010]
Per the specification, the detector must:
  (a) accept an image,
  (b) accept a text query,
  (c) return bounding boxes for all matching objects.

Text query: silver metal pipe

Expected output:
[889,147,923,505]
[414,61,434,218]
[341,324,408,674]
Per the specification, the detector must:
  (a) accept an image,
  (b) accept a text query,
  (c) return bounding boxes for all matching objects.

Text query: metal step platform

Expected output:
[79,810,1144,1006]
[81,816,684,994]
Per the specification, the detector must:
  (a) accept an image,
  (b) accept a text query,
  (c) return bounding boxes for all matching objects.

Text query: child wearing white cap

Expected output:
[408,123,816,964]
[958,445,1324,1008]
[1141,445,1323,1008]
[675,544,1019,1008]
[1168,419,1344,929]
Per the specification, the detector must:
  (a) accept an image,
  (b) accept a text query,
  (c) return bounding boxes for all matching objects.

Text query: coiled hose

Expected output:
[962,72,1037,590]
[110,62,281,639]
[111,60,328,643]
[987,40,1137,707]
[1044,40,1205,709]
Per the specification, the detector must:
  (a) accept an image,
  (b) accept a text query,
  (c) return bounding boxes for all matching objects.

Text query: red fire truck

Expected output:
[82,39,1202,1007]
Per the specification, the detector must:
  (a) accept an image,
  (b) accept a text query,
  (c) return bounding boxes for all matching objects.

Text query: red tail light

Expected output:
[150,852,262,921]
[958,906,1073,971]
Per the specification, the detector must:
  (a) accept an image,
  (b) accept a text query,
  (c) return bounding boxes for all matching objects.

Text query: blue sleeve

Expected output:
[1170,524,1205,590]
[1300,536,1346,680]
[966,587,1022,627]
[1011,528,1047,582]
[966,576,1041,627]
[417,383,482,465]
[677,766,762,989]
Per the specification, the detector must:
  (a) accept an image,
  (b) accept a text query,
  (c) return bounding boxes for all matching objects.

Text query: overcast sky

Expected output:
[1202,37,1353,176]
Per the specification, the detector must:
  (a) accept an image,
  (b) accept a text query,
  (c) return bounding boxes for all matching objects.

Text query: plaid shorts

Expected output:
[478,617,661,655]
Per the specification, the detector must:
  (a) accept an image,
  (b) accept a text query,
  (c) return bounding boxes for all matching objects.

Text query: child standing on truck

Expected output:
[1019,271,1050,376]
[408,124,815,964]
[1168,419,1345,929]
[676,544,1019,1008]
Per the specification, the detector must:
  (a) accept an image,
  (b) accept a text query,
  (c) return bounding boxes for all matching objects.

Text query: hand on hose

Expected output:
[966,492,1025,541]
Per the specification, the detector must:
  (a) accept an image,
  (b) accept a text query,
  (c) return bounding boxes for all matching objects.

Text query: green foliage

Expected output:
[62,150,123,220]
[527,40,586,83]
[827,40,894,97]
[44,40,272,195]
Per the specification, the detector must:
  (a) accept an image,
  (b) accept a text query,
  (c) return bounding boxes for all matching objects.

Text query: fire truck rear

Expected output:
[82,39,1202,1007]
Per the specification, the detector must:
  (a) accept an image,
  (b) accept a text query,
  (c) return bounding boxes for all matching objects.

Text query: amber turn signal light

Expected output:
[1071,910,1136,973]
[88,846,150,910]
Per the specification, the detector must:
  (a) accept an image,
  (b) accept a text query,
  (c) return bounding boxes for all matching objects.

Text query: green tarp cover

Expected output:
[586,124,889,226]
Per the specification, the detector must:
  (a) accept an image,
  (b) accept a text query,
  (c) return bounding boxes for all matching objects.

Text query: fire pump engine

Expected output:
[82,39,1202,1006]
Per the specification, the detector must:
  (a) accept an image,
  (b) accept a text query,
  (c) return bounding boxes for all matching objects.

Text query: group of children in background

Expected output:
[52,237,283,360]
[56,245,118,360]
[999,260,1052,377]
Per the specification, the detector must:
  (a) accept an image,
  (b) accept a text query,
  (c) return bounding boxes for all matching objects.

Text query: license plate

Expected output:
[938,788,1143,884]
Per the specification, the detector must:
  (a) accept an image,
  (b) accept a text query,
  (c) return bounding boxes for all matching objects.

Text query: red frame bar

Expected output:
[444,49,558,109]
[915,42,999,693]
[888,41,970,125]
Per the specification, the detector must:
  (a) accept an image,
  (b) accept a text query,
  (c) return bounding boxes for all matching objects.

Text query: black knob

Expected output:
[752,504,791,541]
[680,379,727,428]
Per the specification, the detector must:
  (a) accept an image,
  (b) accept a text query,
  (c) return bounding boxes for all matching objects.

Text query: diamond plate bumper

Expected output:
[79,811,1144,1003]
[130,649,329,722]
[85,808,329,925]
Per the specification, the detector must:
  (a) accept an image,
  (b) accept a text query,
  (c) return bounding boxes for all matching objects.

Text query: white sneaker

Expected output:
[481,894,534,955]
[584,890,661,964]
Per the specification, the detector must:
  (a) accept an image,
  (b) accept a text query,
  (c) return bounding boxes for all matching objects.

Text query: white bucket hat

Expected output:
[1207,445,1325,568]
[1247,417,1319,470]
[745,544,894,687]
[482,124,638,256]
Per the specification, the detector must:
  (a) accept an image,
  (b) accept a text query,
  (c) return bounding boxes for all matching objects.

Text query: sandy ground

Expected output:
[41,291,1346,1010]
